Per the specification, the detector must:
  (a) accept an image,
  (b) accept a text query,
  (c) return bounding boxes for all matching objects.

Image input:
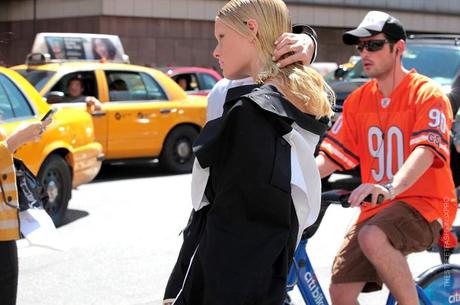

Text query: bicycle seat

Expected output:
[438,229,459,264]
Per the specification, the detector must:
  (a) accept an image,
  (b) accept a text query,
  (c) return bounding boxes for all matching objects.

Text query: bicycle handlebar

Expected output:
[302,190,384,240]
[321,189,384,207]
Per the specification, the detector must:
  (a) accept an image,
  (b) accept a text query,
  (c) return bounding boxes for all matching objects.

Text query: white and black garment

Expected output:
[165,84,328,305]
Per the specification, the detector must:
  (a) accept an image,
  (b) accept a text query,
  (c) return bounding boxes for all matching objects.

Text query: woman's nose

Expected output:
[213,45,220,60]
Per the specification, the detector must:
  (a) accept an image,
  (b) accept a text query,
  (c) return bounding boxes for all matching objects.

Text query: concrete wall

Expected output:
[99,16,217,68]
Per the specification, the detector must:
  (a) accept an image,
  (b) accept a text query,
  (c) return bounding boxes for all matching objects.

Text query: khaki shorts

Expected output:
[331,201,442,292]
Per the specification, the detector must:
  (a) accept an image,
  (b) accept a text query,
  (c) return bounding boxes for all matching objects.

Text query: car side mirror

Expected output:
[46,91,65,104]
[334,66,349,80]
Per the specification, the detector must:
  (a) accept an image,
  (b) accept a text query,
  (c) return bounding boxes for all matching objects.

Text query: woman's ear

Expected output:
[246,19,258,37]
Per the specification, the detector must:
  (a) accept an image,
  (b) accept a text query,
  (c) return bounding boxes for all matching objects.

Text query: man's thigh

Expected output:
[367,201,441,254]
[331,201,441,292]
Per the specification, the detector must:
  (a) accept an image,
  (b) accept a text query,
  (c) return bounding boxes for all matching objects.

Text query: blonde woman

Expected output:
[165,1,334,304]
[0,121,49,305]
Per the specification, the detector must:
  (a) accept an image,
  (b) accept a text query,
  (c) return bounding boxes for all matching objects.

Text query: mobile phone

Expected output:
[41,109,54,121]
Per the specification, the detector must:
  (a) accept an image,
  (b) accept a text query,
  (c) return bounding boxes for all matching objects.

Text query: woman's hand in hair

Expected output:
[273,32,315,68]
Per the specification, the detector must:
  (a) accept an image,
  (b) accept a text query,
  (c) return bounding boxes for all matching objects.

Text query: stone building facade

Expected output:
[0,0,459,68]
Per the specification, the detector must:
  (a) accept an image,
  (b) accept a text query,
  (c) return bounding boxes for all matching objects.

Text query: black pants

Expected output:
[0,240,18,305]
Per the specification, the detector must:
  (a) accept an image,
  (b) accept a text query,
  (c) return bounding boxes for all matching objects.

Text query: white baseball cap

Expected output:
[343,11,407,45]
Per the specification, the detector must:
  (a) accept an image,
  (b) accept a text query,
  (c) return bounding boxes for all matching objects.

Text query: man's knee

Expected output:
[358,224,390,259]
[329,283,360,305]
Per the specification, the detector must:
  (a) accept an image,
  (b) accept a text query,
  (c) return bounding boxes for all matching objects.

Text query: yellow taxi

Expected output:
[0,67,103,225]
[13,33,207,173]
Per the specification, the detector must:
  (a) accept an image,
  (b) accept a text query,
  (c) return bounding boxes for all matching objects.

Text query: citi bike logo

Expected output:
[449,291,460,304]
[304,272,326,305]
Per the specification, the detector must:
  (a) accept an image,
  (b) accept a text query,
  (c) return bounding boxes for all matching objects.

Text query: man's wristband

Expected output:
[381,182,396,200]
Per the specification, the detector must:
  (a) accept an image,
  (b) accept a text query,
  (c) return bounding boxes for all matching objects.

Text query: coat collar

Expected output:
[223,84,260,109]
[224,83,328,136]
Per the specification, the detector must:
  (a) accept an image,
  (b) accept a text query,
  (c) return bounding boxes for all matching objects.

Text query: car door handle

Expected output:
[160,109,171,114]
[91,111,107,117]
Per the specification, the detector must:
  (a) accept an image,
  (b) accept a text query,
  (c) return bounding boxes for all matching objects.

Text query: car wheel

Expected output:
[38,154,72,226]
[160,126,198,173]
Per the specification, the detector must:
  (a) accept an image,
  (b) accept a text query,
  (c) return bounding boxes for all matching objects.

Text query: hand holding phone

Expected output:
[41,109,55,122]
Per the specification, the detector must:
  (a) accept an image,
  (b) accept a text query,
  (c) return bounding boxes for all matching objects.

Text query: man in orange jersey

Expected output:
[317,11,457,305]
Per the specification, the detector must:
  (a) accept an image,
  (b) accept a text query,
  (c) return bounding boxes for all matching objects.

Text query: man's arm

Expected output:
[85,96,102,111]
[347,146,434,207]
[316,153,340,179]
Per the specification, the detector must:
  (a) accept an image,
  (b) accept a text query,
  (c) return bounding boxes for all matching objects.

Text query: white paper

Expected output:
[19,208,66,251]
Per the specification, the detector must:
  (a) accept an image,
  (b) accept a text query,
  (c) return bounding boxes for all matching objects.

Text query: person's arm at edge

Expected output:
[316,153,340,179]
[453,108,460,153]
[292,24,317,63]
[273,24,317,68]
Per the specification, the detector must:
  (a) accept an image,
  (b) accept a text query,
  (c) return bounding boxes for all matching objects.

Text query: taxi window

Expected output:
[0,74,34,120]
[50,71,98,99]
[106,71,167,101]
[140,73,167,100]
[16,69,55,92]
[172,73,199,92]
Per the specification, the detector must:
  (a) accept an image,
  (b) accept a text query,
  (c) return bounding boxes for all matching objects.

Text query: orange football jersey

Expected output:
[320,70,457,228]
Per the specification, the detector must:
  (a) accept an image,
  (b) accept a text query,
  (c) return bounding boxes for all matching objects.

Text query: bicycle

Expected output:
[285,190,460,305]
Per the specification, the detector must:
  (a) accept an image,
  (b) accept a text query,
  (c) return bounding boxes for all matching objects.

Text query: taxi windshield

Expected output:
[16,69,56,92]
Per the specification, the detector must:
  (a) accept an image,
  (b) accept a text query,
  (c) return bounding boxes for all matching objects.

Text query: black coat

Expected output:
[165,84,327,305]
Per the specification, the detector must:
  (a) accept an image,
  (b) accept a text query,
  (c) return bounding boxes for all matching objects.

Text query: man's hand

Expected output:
[273,33,315,68]
[85,96,102,112]
[456,144,460,153]
[348,183,390,208]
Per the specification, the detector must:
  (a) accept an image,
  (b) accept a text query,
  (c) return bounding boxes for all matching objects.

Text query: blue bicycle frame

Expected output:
[286,238,460,305]
[385,286,432,305]
[286,238,330,305]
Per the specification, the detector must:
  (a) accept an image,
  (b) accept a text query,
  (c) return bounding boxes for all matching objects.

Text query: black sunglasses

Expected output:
[356,39,391,52]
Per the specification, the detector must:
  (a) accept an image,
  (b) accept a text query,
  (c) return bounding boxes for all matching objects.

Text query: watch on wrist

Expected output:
[381,182,396,200]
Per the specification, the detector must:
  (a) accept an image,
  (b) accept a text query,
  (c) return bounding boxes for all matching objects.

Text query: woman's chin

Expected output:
[223,71,245,81]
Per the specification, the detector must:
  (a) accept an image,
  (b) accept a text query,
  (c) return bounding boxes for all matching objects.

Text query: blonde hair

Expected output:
[217,0,334,118]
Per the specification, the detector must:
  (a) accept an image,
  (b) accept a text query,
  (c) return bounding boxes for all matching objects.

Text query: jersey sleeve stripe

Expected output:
[320,142,358,169]
[319,150,346,171]
[413,144,448,163]
[410,134,450,157]
[411,129,449,145]
[324,134,359,162]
